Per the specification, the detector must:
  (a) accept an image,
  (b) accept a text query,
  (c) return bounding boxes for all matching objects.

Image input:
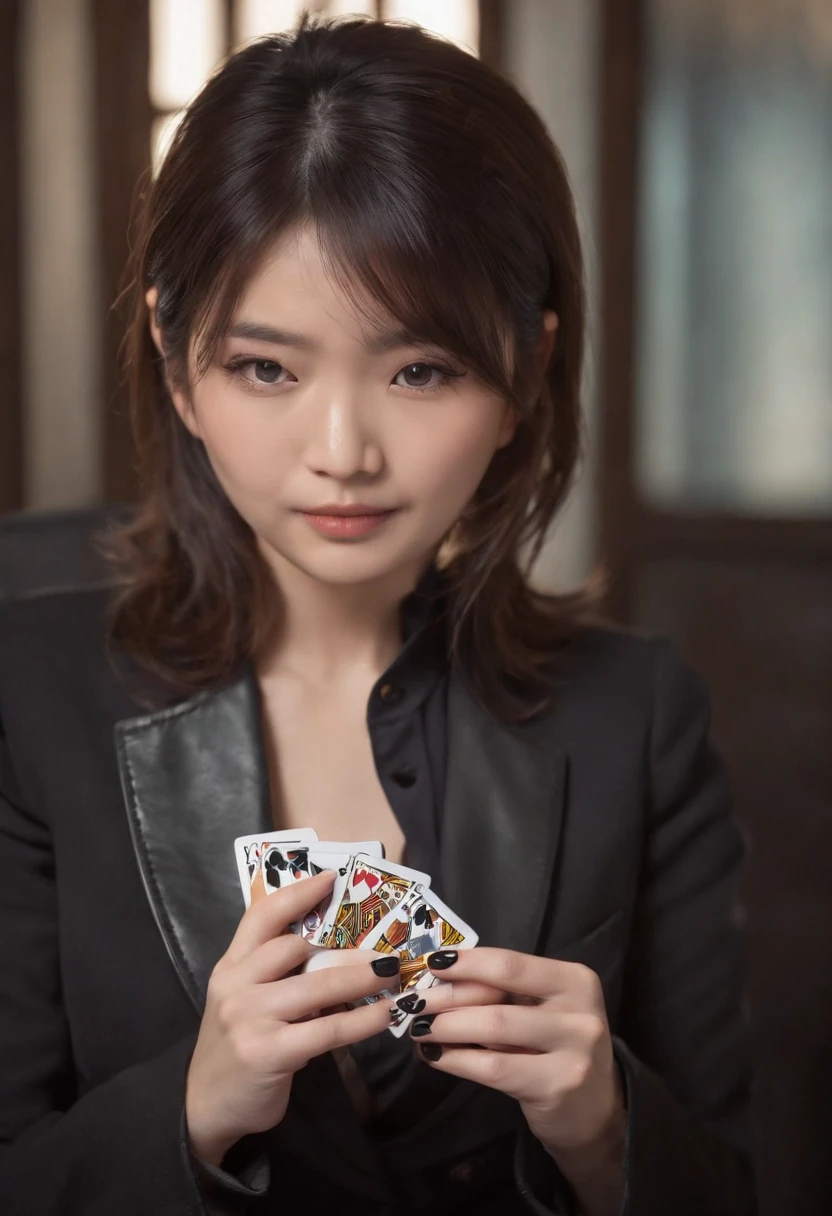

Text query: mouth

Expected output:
[297,507,400,540]
[299,503,397,516]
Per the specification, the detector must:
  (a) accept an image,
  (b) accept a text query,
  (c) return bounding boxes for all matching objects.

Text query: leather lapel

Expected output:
[115,665,396,1199]
[115,666,270,1013]
[439,669,567,957]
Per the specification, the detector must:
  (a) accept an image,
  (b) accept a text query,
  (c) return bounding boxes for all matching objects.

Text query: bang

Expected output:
[190,188,545,415]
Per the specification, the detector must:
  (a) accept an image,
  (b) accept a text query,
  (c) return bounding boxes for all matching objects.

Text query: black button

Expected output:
[390,765,417,788]
[378,682,405,704]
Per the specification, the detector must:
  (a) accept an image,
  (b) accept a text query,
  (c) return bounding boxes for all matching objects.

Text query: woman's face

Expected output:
[152,224,554,591]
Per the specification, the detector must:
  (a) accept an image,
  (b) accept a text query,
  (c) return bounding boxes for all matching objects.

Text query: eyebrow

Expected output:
[226,321,423,354]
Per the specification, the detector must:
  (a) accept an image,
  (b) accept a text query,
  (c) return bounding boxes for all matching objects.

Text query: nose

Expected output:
[304,392,384,480]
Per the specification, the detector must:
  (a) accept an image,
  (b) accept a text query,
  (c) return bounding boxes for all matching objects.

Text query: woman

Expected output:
[0,13,755,1216]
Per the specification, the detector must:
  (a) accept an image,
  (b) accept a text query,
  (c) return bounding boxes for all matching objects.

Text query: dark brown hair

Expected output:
[107,10,599,724]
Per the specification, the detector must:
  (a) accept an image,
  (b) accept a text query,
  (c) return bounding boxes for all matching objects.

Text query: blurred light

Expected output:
[666,0,832,62]
[151,109,186,175]
[637,0,832,512]
[149,0,225,110]
[384,0,479,55]
[236,0,309,44]
[328,0,377,16]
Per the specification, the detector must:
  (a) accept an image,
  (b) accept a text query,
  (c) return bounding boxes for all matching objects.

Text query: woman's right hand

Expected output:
[185,869,398,1166]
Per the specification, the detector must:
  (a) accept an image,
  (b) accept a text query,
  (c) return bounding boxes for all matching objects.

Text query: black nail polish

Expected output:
[396,993,427,1014]
[420,1043,443,1062]
[410,1015,436,1038]
[427,950,458,970]
[371,956,400,977]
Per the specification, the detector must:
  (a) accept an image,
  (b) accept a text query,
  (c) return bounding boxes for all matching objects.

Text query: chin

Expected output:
[257,532,425,589]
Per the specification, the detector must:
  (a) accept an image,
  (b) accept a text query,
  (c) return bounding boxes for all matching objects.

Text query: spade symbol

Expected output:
[264,848,309,890]
[414,904,434,930]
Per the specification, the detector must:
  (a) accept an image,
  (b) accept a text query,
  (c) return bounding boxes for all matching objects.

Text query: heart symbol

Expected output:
[354,868,380,891]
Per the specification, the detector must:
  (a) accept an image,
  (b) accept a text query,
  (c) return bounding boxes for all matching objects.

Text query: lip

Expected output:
[298,504,396,516]
[299,506,399,540]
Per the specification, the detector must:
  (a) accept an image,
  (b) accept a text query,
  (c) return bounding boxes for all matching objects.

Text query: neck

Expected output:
[256,545,436,685]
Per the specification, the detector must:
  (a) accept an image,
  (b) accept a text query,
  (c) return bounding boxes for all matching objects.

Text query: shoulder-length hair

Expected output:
[106,11,599,725]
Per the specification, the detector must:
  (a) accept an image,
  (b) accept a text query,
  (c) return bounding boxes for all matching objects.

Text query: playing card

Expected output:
[234,829,318,909]
[312,853,429,949]
[361,886,478,1035]
[287,842,384,940]
[236,834,388,946]
[257,841,383,897]
[314,841,384,859]
[259,843,322,894]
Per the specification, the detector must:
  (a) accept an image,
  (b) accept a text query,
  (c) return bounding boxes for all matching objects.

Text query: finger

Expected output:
[415,1044,552,1104]
[281,995,394,1067]
[301,949,389,1015]
[226,870,338,961]
[302,948,389,975]
[268,956,401,1023]
[409,1004,577,1053]
[427,948,598,1004]
[233,930,314,986]
[392,980,507,1017]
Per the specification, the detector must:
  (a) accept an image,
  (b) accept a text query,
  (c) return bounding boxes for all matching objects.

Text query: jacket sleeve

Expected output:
[515,635,756,1216]
[0,718,264,1216]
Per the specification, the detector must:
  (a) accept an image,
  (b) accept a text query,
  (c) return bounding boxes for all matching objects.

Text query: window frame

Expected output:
[597,0,832,624]
[1,0,23,512]
[149,1,501,167]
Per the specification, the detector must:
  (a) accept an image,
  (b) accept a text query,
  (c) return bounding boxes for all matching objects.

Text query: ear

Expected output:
[145,286,202,440]
[495,402,520,449]
[535,310,559,380]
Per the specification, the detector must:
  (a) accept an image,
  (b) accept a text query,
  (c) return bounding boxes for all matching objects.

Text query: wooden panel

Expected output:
[640,510,832,562]
[597,0,643,621]
[635,558,832,1216]
[478,0,505,72]
[91,1,152,503]
[0,0,23,513]
[598,2,832,1210]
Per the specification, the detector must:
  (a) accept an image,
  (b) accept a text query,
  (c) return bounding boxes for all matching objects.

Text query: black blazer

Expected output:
[0,585,755,1216]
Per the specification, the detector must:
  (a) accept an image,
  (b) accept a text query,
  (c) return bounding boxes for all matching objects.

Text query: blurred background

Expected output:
[1,2,830,1211]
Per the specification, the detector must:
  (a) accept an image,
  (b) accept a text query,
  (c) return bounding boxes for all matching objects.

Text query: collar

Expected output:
[370,560,451,722]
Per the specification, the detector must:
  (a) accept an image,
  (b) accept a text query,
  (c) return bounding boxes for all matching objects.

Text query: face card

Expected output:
[312,854,429,949]
[361,887,478,1036]
[289,849,352,938]
[288,841,386,939]
[234,829,318,909]
[315,840,384,859]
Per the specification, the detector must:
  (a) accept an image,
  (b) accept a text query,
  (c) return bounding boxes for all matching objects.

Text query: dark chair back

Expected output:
[0,505,131,599]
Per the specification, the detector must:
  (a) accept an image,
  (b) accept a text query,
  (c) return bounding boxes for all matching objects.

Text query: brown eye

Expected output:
[402,363,432,387]
[252,360,283,383]
[396,362,443,390]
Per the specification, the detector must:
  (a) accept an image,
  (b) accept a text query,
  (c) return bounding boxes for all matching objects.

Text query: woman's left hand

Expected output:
[402,947,627,1164]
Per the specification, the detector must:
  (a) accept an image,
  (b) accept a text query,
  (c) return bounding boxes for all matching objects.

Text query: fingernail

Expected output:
[420,1043,442,1062]
[371,957,400,978]
[396,993,427,1015]
[410,1015,436,1038]
[427,950,458,970]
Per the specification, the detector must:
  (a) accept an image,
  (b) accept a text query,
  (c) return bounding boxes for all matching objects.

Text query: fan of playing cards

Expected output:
[234,829,478,1036]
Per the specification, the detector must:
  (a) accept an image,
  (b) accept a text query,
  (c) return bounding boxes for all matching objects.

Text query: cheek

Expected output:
[194,397,286,494]
[399,407,505,504]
